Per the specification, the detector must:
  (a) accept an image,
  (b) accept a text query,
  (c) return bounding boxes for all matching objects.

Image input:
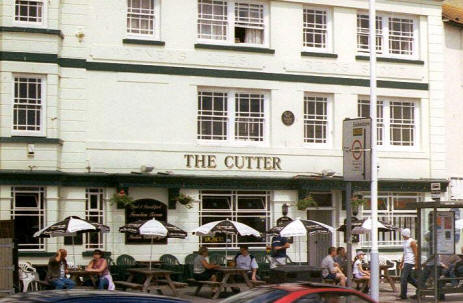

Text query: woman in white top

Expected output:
[353,251,370,279]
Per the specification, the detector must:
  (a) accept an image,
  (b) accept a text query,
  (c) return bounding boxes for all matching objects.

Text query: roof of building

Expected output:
[443,0,463,26]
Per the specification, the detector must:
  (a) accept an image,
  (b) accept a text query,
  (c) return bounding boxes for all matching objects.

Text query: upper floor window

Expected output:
[304,95,329,144]
[127,0,160,39]
[197,88,268,144]
[357,13,418,58]
[197,0,268,46]
[13,75,46,136]
[303,7,331,51]
[15,0,45,25]
[358,97,418,148]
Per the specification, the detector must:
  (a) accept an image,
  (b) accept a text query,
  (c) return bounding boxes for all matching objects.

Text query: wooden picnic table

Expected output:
[213,267,253,299]
[363,263,396,292]
[68,269,98,287]
[380,264,397,292]
[135,261,162,267]
[114,267,186,296]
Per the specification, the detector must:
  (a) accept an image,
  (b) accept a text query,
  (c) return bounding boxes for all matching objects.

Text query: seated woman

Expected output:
[353,251,370,292]
[85,250,115,290]
[193,247,220,287]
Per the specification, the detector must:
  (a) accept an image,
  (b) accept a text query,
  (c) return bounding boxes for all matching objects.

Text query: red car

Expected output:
[220,283,377,303]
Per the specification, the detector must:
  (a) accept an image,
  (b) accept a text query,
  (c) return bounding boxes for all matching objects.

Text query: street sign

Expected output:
[343,118,372,181]
[431,182,441,201]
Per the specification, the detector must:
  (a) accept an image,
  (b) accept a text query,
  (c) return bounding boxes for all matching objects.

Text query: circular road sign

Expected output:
[352,140,362,160]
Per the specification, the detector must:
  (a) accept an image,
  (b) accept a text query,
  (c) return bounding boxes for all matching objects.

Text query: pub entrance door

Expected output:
[306,193,334,267]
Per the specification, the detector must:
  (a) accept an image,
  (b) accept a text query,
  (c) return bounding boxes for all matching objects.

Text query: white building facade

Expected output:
[0,0,447,264]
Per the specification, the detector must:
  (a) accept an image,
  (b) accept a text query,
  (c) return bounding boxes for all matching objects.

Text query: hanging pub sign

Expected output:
[125,199,167,244]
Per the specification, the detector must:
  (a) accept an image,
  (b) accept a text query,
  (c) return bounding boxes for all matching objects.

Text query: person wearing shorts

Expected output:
[321,247,346,286]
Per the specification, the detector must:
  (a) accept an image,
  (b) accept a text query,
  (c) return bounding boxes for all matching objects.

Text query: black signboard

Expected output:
[125,199,167,244]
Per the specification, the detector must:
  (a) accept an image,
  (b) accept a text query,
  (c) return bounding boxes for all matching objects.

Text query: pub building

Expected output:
[0,0,449,266]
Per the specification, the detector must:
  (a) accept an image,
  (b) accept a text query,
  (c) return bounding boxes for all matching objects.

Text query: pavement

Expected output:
[163,283,463,303]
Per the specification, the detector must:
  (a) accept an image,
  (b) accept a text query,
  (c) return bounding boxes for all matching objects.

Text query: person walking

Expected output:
[399,228,418,300]
[47,249,76,290]
[270,234,290,268]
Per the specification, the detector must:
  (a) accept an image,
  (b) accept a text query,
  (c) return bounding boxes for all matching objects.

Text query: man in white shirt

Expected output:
[234,245,258,281]
[399,228,418,300]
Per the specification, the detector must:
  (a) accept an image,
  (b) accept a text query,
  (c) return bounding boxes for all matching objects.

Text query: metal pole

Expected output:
[368,0,379,300]
[416,209,422,303]
[346,182,353,288]
[433,209,438,303]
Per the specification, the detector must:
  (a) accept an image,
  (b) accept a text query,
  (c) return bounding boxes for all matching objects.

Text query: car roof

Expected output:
[265,282,377,303]
[270,282,349,292]
[0,290,190,303]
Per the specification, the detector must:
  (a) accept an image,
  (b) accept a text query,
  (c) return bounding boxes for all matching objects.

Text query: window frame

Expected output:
[126,0,161,41]
[357,96,419,151]
[356,11,419,60]
[13,0,47,28]
[302,6,333,53]
[85,188,105,250]
[199,190,271,249]
[197,87,270,147]
[11,186,46,251]
[11,74,47,137]
[360,192,422,248]
[196,0,270,48]
[303,92,333,148]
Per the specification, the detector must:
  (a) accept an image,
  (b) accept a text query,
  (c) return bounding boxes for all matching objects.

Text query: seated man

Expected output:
[321,247,346,287]
[334,247,348,275]
[47,249,76,289]
[234,245,259,281]
[441,254,461,287]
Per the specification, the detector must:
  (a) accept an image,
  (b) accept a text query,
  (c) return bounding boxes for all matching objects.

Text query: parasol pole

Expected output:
[72,235,76,267]
[150,236,153,270]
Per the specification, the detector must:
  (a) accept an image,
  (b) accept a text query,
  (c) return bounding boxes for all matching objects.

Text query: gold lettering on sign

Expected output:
[184,154,282,170]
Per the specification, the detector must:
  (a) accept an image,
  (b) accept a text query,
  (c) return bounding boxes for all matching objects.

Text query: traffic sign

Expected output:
[343,118,372,181]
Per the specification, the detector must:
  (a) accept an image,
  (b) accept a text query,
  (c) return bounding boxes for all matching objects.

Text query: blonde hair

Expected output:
[198,246,208,255]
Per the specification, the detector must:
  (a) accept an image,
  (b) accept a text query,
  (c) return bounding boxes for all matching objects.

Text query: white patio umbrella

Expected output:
[34,216,110,265]
[270,218,335,264]
[191,219,261,259]
[351,217,395,234]
[119,218,187,269]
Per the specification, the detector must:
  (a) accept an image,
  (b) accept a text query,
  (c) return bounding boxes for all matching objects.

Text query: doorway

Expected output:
[306,193,334,266]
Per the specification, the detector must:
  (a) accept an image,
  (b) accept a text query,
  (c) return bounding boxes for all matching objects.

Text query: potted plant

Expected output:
[297,195,318,210]
[110,190,135,209]
[351,196,368,216]
[175,193,194,209]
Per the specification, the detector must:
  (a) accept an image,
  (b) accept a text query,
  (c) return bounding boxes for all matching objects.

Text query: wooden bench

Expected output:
[36,280,53,290]
[322,278,337,285]
[186,279,222,297]
[156,279,188,288]
[114,281,144,290]
[353,278,369,291]
[250,280,266,286]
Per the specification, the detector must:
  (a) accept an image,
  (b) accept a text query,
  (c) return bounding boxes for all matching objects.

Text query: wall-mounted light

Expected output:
[282,203,289,216]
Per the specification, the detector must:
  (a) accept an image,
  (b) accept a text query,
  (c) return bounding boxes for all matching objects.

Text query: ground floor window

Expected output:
[85,188,104,249]
[360,192,422,247]
[10,186,46,250]
[199,190,270,248]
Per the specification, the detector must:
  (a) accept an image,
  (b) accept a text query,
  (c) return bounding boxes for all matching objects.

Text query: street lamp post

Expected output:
[368,0,379,301]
